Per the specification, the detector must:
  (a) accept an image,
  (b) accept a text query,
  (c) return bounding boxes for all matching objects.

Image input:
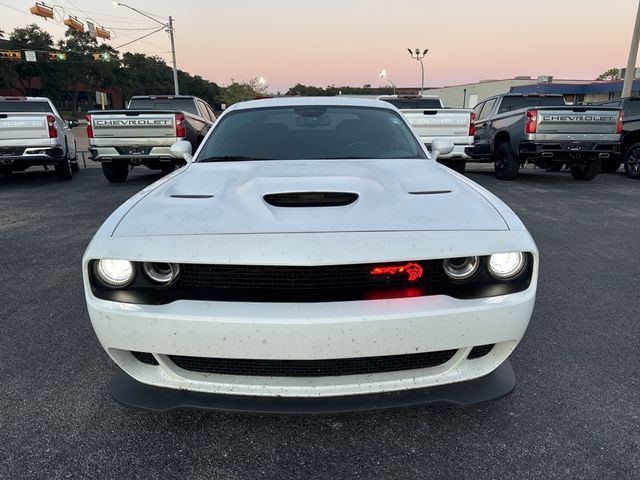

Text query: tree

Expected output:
[7,24,54,95]
[596,68,620,81]
[221,78,268,105]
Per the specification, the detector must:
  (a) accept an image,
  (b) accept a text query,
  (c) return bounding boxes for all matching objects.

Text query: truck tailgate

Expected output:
[89,110,177,139]
[0,113,49,141]
[399,109,471,142]
[535,107,620,135]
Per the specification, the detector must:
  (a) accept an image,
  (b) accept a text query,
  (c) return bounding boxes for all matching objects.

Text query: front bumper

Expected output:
[112,359,516,413]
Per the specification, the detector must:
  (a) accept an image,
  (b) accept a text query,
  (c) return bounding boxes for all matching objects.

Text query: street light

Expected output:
[113,2,180,95]
[622,0,640,97]
[407,48,428,95]
[379,70,396,95]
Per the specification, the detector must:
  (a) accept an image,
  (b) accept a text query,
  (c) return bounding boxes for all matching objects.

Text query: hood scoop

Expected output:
[264,191,359,208]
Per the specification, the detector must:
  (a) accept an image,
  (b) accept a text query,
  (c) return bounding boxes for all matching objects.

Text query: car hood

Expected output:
[112,160,508,237]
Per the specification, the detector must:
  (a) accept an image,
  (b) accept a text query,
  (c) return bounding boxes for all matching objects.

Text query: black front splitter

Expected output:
[111,360,515,414]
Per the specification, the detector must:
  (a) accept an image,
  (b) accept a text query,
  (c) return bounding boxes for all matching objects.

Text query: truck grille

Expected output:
[167,349,458,377]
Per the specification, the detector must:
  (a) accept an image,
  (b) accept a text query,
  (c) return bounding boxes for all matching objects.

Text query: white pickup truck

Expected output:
[0,97,79,180]
[378,95,474,173]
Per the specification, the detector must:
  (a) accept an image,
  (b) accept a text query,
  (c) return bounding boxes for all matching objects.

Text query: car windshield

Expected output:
[196,105,427,161]
[0,101,53,113]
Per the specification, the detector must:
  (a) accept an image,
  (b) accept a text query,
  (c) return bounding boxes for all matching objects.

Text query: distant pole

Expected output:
[168,16,179,95]
[408,48,428,95]
[622,0,640,97]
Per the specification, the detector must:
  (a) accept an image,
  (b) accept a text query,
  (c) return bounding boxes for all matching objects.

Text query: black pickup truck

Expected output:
[466,93,622,181]
[87,95,217,182]
[594,97,640,178]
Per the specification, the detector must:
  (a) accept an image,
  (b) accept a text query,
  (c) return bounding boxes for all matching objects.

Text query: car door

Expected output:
[473,98,497,156]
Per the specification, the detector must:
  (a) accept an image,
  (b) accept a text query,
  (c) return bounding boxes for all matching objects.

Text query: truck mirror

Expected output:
[68,119,79,129]
[431,138,455,160]
[170,140,193,162]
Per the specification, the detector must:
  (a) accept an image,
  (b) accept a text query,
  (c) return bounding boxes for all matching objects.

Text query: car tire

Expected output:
[600,158,621,173]
[494,143,520,180]
[570,157,601,181]
[102,161,129,183]
[439,159,466,174]
[545,164,564,172]
[54,156,73,181]
[70,141,80,172]
[624,142,640,179]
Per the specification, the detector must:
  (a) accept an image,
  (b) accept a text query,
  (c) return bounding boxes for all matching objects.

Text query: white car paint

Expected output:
[83,97,538,404]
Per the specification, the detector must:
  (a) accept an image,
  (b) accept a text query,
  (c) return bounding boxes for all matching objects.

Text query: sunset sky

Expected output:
[1,0,637,92]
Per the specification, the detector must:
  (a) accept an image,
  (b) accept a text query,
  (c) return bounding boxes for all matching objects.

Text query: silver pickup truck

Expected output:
[87,95,216,183]
[378,95,474,173]
[0,97,79,180]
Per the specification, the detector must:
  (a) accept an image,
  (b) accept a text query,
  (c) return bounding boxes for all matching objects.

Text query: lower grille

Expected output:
[467,344,495,359]
[132,351,158,365]
[168,349,457,378]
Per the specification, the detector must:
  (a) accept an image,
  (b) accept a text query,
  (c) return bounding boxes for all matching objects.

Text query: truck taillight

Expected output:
[525,110,537,134]
[617,111,624,134]
[47,115,58,138]
[469,111,476,136]
[86,114,94,138]
[175,113,186,138]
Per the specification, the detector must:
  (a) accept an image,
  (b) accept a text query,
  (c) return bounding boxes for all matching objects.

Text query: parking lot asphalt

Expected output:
[1,164,638,479]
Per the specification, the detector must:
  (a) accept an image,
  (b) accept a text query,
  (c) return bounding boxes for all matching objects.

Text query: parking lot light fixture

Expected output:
[379,70,396,95]
[113,2,180,96]
[407,48,428,95]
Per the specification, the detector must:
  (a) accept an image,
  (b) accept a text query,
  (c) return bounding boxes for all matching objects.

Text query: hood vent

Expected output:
[264,191,359,208]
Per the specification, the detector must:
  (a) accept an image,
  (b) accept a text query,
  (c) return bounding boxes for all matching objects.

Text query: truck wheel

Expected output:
[54,157,73,181]
[494,143,520,180]
[570,158,601,181]
[439,159,466,174]
[600,158,621,173]
[624,143,640,179]
[102,161,129,183]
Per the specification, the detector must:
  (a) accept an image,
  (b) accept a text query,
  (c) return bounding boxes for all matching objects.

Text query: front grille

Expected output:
[168,349,458,377]
[132,351,158,365]
[180,261,446,291]
[467,344,495,359]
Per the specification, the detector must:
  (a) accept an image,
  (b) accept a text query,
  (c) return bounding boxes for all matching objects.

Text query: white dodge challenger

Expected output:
[83,97,538,413]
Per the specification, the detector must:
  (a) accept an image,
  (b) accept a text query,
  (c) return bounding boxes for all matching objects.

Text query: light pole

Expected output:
[622,0,640,97]
[379,70,396,95]
[113,2,180,95]
[407,48,428,95]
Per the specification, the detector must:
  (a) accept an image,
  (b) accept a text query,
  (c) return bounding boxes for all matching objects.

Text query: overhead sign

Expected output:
[87,21,96,39]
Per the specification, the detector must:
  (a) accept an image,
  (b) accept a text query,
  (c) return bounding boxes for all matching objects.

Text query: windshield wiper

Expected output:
[198,156,271,162]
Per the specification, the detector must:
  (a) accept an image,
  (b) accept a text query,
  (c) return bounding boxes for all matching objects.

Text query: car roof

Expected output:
[229,96,398,111]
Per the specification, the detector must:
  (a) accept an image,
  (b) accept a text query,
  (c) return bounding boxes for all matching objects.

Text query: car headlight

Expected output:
[443,256,480,281]
[488,252,526,280]
[94,259,135,287]
[142,262,181,286]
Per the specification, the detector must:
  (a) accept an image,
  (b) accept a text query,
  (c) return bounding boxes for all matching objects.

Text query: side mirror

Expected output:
[430,138,455,160]
[68,119,79,129]
[170,140,193,163]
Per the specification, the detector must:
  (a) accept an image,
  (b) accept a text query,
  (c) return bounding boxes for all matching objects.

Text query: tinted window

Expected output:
[472,102,484,118]
[0,101,53,113]
[625,100,640,116]
[498,96,565,113]
[478,99,496,120]
[197,106,428,162]
[380,98,442,109]
[128,98,199,115]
